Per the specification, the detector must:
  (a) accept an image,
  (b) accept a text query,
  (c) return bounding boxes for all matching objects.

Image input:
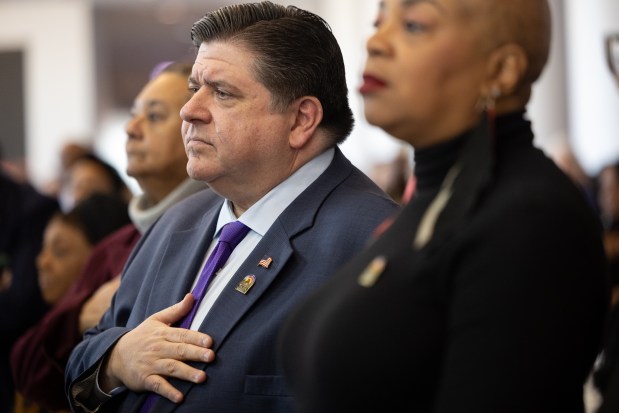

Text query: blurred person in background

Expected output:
[548,140,598,211]
[591,34,619,412]
[597,162,619,299]
[60,152,132,212]
[593,161,619,413]
[606,33,619,86]
[12,192,129,413]
[42,141,92,202]
[370,145,414,204]
[0,160,59,413]
[10,61,214,412]
[35,194,130,307]
[593,33,619,413]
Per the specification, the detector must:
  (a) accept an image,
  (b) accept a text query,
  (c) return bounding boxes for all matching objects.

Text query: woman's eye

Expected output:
[146,112,163,122]
[404,21,426,33]
[51,247,69,259]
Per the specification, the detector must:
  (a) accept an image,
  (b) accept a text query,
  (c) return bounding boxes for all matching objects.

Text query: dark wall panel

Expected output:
[0,50,25,161]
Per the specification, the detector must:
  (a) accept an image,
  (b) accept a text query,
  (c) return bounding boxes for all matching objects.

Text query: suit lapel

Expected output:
[198,147,355,346]
[135,215,220,413]
[161,148,355,405]
[199,221,294,342]
[145,215,219,313]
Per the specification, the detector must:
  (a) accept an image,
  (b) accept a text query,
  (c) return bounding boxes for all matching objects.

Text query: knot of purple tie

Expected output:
[218,220,251,248]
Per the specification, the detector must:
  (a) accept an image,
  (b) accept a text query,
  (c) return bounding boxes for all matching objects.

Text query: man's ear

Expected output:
[289,96,323,150]
[482,43,529,97]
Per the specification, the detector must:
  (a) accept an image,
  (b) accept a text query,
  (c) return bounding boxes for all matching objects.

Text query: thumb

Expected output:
[152,293,195,326]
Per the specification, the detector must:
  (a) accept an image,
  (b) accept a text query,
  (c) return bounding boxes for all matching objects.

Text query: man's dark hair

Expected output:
[191,1,354,144]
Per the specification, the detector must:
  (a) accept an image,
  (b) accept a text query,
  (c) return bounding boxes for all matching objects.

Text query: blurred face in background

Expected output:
[69,159,117,205]
[361,0,489,147]
[599,165,619,226]
[125,72,191,184]
[37,216,93,305]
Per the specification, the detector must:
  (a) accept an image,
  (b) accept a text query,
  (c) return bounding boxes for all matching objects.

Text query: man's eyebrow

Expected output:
[188,76,227,89]
[205,79,231,91]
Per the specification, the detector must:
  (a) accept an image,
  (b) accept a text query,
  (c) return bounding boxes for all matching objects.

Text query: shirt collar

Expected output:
[214,148,335,237]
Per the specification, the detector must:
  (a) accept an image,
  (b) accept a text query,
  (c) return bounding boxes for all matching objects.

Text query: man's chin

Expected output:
[187,164,213,183]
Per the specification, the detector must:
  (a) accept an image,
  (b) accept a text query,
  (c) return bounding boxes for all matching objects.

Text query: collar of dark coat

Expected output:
[413,115,495,251]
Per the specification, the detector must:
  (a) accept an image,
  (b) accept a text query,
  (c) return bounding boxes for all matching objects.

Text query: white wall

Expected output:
[0,0,95,189]
[527,0,569,153]
[564,0,619,175]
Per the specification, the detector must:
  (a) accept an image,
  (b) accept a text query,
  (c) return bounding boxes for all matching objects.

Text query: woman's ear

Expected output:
[289,96,323,149]
[483,43,529,97]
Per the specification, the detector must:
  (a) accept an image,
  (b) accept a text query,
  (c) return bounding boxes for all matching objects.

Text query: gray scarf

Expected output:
[129,179,207,234]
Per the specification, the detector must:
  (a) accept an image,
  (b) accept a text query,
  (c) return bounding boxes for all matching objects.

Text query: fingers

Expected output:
[140,358,208,403]
[150,357,208,384]
[139,350,209,404]
[154,293,195,326]
[144,375,185,404]
[169,323,213,349]
[109,275,121,289]
[79,278,121,333]
[171,339,215,362]
[151,294,213,348]
[106,330,213,395]
[102,295,216,398]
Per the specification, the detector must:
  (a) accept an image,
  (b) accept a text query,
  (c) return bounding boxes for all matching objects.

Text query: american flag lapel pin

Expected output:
[258,256,273,269]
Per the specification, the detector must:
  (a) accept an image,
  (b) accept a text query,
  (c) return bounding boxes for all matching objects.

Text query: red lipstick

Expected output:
[359,74,387,94]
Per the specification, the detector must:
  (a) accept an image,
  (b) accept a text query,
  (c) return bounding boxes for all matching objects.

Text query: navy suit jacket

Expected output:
[66,148,399,412]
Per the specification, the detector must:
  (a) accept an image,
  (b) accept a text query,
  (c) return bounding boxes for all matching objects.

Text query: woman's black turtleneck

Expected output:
[279,111,608,413]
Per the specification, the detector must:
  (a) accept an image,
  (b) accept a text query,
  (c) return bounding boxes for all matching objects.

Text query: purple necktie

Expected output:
[139,221,250,413]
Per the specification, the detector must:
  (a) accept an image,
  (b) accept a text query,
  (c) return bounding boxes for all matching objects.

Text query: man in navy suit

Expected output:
[65,2,399,412]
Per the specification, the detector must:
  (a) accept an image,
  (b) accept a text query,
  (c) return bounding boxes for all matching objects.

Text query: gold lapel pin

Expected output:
[235,275,256,294]
[258,256,273,269]
[357,256,387,288]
